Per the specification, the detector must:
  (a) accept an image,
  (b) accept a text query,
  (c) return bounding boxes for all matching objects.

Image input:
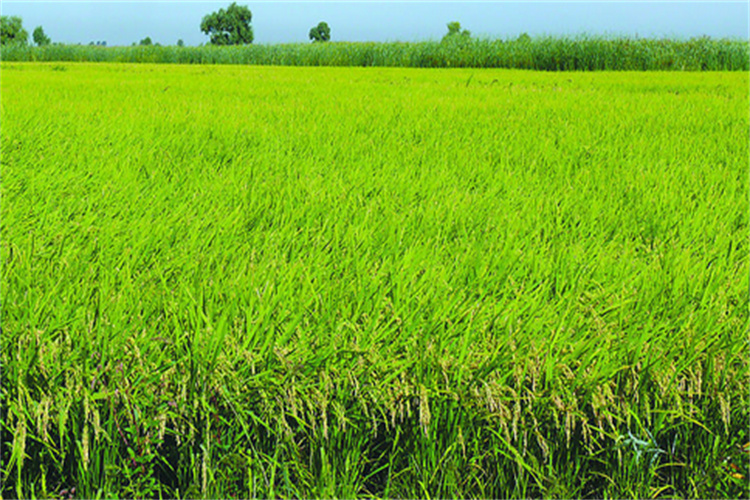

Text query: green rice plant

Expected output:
[1,63,747,498]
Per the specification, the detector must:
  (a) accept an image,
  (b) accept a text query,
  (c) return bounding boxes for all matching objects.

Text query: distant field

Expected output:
[1,35,748,70]
[1,63,748,499]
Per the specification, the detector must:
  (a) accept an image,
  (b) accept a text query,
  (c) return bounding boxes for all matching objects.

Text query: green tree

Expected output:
[1,16,29,45]
[32,26,51,46]
[177,39,185,47]
[139,36,153,46]
[200,3,253,45]
[308,21,331,42]
[442,21,471,42]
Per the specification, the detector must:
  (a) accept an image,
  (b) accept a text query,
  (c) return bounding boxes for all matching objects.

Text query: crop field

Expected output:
[1,63,748,498]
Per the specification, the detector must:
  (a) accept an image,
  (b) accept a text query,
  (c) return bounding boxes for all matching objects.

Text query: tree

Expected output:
[442,21,471,42]
[200,3,253,45]
[32,26,51,46]
[1,16,29,45]
[139,36,153,46]
[309,21,331,42]
[177,39,184,47]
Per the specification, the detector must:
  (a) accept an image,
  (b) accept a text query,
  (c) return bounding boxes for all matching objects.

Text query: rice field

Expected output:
[1,62,748,498]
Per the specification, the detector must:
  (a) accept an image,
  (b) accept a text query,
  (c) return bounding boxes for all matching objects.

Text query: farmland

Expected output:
[1,63,748,498]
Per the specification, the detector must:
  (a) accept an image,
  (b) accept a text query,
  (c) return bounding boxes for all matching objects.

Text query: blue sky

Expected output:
[1,1,748,46]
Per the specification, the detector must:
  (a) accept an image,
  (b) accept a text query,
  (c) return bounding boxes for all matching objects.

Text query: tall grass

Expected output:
[1,35,748,70]
[1,63,748,498]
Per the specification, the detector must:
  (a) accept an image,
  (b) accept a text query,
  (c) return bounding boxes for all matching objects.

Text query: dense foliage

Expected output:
[1,35,747,70]
[443,21,471,42]
[309,21,331,43]
[0,16,28,46]
[1,63,747,498]
[200,2,253,46]
[32,26,51,47]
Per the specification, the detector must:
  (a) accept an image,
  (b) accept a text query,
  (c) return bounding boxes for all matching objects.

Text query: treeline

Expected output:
[1,35,747,71]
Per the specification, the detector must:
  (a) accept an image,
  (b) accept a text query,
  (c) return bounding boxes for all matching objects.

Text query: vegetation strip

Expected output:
[1,35,748,71]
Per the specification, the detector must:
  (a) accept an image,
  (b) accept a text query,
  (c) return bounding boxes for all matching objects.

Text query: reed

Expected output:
[1,35,748,70]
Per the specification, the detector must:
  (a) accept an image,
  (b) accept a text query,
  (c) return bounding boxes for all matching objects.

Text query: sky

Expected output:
[1,1,748,47]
